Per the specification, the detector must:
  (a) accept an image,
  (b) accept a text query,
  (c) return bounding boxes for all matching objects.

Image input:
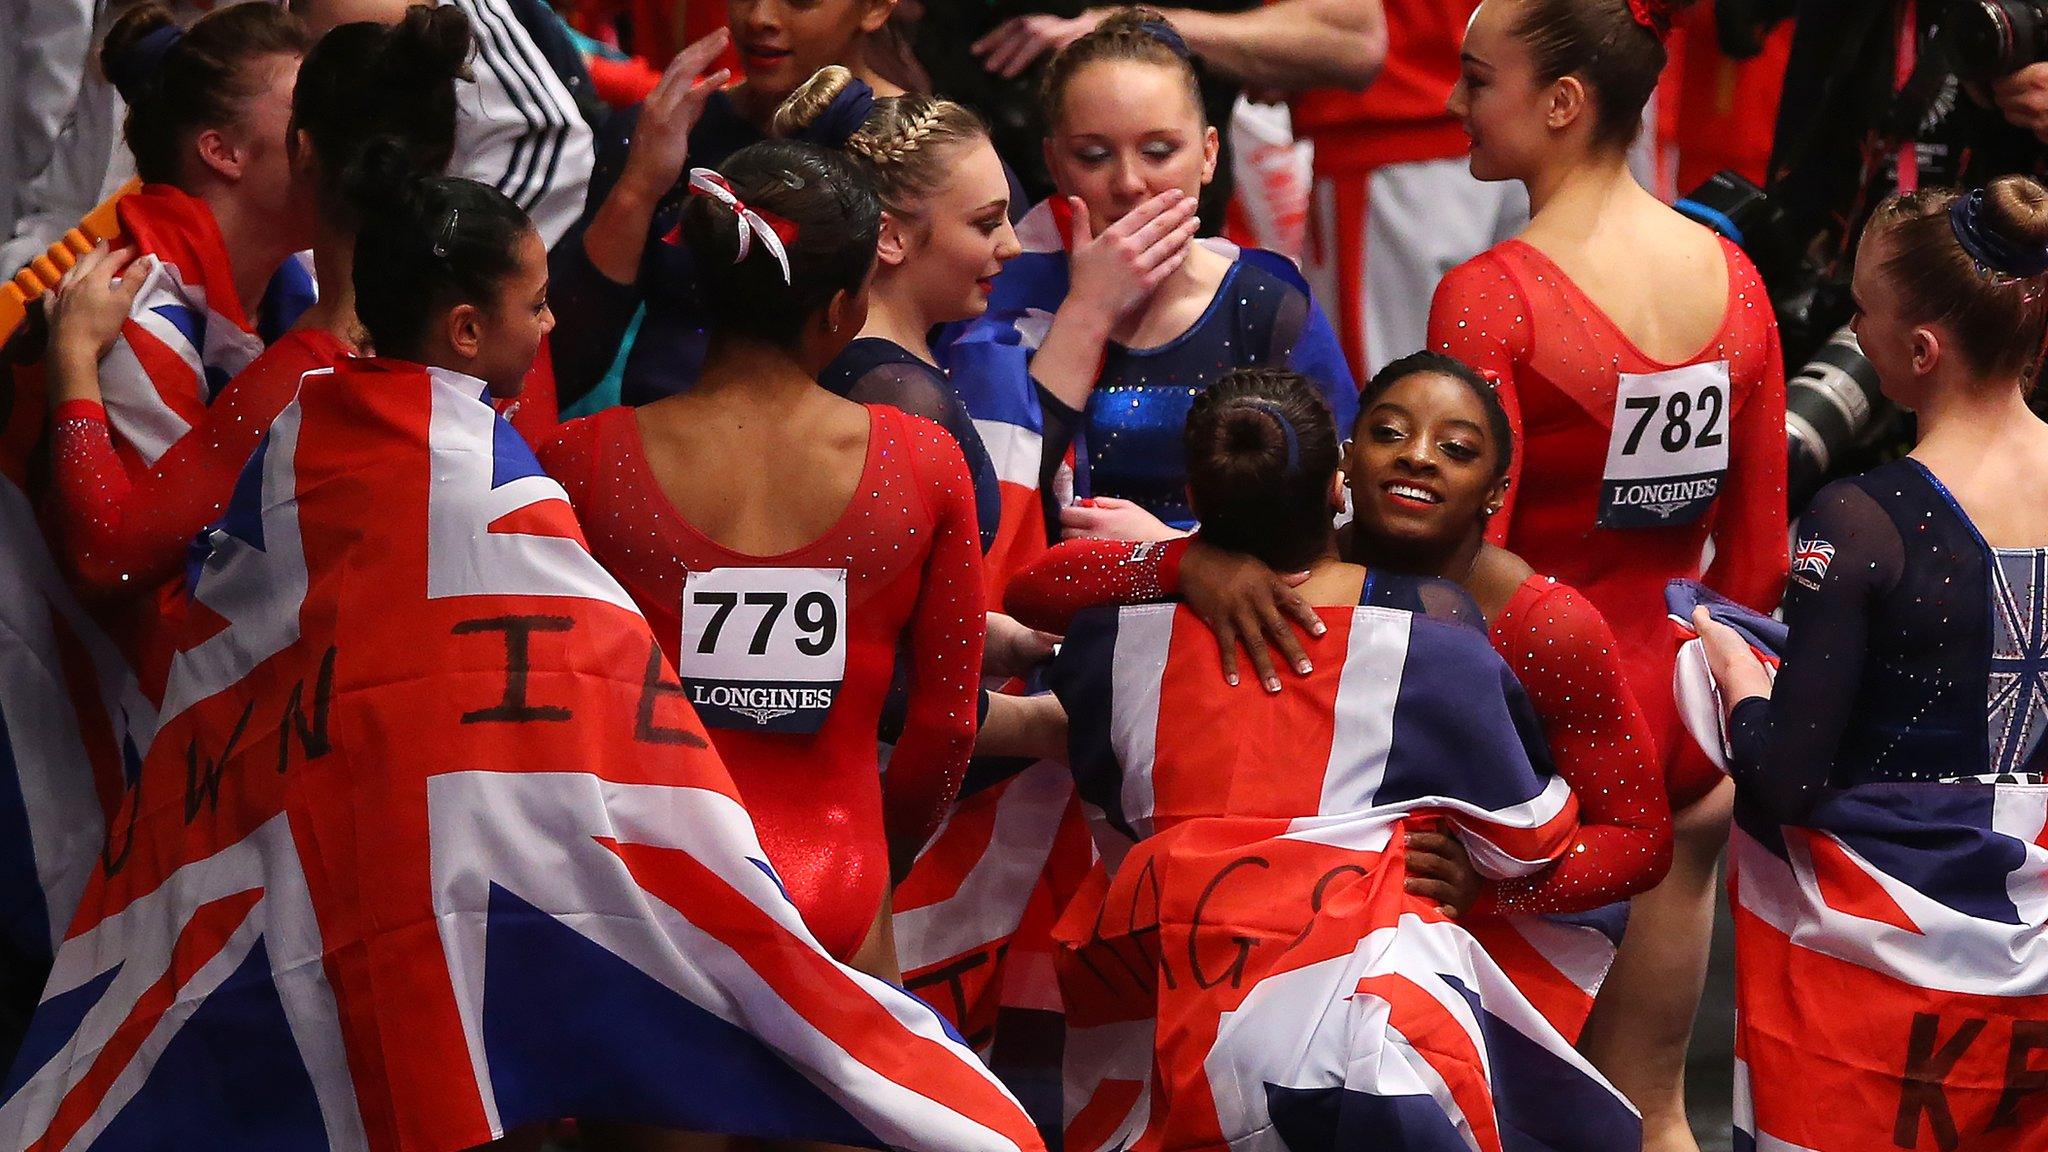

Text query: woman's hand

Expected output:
[971,10,1106,78]
[1180,539,1323,693]
[1692,606,1773,718]
[49,244,141,360]
[985,612,1059,680]
[1404,823,1482,918]
[47,244,141,405]
[1059,496,1183,543]
[1063,191,1201,326]
[616,28,732,204]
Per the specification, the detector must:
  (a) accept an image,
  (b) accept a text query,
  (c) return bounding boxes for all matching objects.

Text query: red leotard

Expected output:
[1003,540,1670,913]
[50,328,349,698]
[540,403,986,960]
[1428,238,1788,807]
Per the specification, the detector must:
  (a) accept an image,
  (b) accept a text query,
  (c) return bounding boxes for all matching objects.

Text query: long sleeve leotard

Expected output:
[539,404,986,959]
[1428,238,1788,806]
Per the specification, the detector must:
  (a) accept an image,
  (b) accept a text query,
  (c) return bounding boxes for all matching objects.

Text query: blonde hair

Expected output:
[773,65,988,216]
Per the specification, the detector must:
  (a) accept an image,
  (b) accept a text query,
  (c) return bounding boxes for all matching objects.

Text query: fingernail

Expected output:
[1295,660,1313,675]
[1312,622,1327,636]
[1263,677,1281,693]
[1226,674,1239,687]
[1441,905,1458,918]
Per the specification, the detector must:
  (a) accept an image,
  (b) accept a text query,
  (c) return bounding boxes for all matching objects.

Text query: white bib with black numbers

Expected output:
[1597,360,1731,530]
[678,567,848,734]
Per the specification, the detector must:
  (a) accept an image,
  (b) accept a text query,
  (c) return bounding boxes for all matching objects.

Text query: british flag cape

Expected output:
[0,359,1043,1152]
[0,342,155,982]
[1670,579,2048,1151]
[1046,591,1641,1152]
[902,201,1353,1066]
[0,473,152,973]
[99,184,302,468]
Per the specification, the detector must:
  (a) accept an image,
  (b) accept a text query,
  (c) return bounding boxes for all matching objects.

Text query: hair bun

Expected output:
[773,65,875,148]
[385,3,473,89]
[1982,175,2048,255]
[101,3,182,100]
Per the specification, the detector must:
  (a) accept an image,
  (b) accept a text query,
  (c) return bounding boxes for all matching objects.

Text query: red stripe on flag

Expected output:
[45,602,127,832]
[1800,829,1924,936]
[1353,971,1507,1152]
[1460,919,1596,1044]
[1064,1078,1144,1152]
[28,887,264,1152]
[602,838,1043,1148]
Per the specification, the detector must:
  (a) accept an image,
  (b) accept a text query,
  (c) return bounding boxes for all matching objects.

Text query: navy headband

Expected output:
[1138,18,1193,60]
[1950,189,2048,279]
[107,24,184,96]
[791,77,876,151]
[1240,399,1302,477]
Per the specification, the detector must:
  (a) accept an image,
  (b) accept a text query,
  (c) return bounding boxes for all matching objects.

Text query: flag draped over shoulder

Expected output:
[1049,599,1640,1152]
[100,186,271,468]
[1670,579,2048,1152]
[0,360,1043,1152]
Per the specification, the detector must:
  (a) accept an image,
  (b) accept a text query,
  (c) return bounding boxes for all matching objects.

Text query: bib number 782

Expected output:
[1599,361,1732,530]
[1619,384,1725,457]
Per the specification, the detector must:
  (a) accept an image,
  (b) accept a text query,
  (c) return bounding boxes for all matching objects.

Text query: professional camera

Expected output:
[1678,171,1905,511]
[1948,0,2048,79]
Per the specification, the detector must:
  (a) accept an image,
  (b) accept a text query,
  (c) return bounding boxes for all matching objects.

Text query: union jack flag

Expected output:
[1791,537,1836,589]
[0,360,1042,1152]
[1046,594,1639,1152]
[97,185,271,468]
[0,474,153,970]
[1669,580,2048,1150]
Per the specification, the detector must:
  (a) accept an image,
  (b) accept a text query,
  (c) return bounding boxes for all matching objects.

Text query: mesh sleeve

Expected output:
[1727,480,1901,823]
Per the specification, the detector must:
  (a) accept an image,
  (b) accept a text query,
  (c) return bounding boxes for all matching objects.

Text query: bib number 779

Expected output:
[679,568,848,733]
[692,589,839,657]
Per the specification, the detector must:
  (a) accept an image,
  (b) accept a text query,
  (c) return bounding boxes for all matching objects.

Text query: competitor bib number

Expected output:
[679,568,847,734]
[1598,361,1731,529]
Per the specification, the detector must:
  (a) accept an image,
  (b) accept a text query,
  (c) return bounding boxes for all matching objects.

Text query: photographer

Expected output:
[1706,0,2048,511]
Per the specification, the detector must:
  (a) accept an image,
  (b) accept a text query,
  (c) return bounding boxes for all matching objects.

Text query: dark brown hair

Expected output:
[1865,176,2048,381]
[678,141,883,351]
[1184,367,1342,571]
[292,4,471,231]
[1509,0,1694,151]
[101,2,313,185]
[1039,7,1203,129]
[354,177,531,361]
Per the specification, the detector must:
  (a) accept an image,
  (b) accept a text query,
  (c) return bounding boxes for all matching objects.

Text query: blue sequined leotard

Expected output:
[1072,259,1356,528]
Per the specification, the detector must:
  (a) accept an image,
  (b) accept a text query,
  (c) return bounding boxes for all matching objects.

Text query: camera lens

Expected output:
[1787,325,1886,511]
[1947,0,2048,79]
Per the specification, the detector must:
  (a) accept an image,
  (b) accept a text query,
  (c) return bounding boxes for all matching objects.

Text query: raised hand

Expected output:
[1063,191,1201,326]
[618,28,734,203]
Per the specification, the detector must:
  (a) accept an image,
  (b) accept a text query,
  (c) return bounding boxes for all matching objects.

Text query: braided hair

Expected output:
[774,65,989,218]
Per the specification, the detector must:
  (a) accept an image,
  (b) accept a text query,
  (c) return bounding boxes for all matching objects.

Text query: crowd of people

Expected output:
[4,1,2048,1151]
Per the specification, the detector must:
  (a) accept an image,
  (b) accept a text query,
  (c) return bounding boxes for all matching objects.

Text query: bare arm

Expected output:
[1157,0,1387,92]
[973,0,1385,92]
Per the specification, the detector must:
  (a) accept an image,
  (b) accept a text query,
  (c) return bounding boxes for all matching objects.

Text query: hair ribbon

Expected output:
[1950,189,2048,279]
[1625,0,1671,40]
[687,168,797,286]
